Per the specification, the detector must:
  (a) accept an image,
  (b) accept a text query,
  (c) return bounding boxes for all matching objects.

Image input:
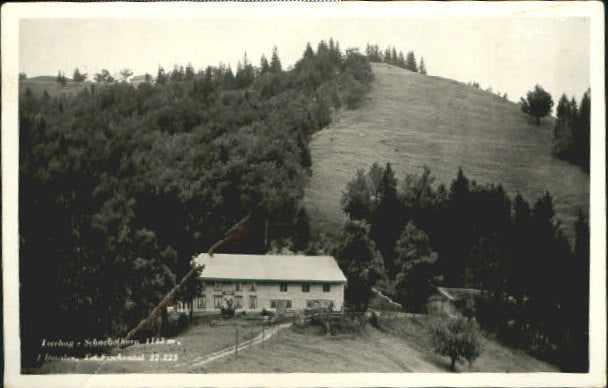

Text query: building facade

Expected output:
[185,253,347,314]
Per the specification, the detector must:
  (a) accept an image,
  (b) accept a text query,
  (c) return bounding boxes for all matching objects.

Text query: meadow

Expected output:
[304,63,589,240]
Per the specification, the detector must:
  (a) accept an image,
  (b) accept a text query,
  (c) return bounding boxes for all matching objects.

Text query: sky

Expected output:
[19,17,590,103]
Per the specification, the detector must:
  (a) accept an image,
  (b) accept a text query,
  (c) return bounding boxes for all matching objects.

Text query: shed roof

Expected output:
[193,253,347,283]
[436,287,482,301]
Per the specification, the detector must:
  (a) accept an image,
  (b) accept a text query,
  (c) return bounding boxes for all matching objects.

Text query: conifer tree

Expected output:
[406,51,417,72]
[370,162,404,279]
[419,56,427,75]
[156,66,167,85]
[72,68,87,82]
[270,46,282,73]
[384,47,392,64]
[259,55,270,75]
[398,51,406,68]
[335,221,383,311]
[304,42,315,60]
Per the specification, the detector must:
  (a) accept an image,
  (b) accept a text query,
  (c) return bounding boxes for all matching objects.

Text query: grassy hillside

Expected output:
[304,62,589,238]
[198,316,558,373]
[20,79,93,98]
[29,316,558,373]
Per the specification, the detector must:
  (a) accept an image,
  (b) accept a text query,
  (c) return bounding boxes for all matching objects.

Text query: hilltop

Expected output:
[20,78,92,99]
[304,62,589,238]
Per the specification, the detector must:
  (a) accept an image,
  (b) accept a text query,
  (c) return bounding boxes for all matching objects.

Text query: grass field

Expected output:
[201,314,558,373]
[26,316,263,374]
[20,79,92,99]
[303,63,589,239]
[26,313,558,374]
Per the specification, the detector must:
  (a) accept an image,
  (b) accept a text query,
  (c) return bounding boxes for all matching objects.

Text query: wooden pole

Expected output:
[249,325,253,350]
[124,204,262,342]
[261,320,265,349]
[235,325,239,359]
[125,265,203,341]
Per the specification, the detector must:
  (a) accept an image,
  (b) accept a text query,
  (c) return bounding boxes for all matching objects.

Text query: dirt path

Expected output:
[199,326,446,373]
[174,322,292,371]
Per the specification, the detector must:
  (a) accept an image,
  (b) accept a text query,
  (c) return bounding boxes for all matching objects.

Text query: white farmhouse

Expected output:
[189,253,347,314]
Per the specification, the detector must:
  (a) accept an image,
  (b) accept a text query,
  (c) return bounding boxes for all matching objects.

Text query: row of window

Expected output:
[206,281,332,293]
[198,295,258,310]
[279,283,331,292]
[212,281,256,292]
[196,296,334,310]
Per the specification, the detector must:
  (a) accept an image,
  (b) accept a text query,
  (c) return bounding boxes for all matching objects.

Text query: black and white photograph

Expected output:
[2,2,605,387]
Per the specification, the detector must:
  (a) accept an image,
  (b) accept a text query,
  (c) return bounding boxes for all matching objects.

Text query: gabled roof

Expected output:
[193,253,347,283]
[129,75,149,82]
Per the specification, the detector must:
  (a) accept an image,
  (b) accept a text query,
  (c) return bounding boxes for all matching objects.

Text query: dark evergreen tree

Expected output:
[406,51,417,72]
[156,66,167,85]
[370,162,404,279]
[270,46,282,73]
[334,221,383,311]
[259,55,270,75]
[304,42,315,60]
[419,56,427,75]
[72,68,87,82]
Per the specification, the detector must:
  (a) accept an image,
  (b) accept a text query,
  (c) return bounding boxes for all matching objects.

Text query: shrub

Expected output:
[431,316,482,371]
[313,314,368,336]
[220,304,235,319]
[177,314,189,331]
[368,310,380,329]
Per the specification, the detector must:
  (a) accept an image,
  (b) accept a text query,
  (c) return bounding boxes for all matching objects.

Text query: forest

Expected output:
[19,39,372,366]
[337,163,589,371]
[18,36,589,373]
[552,89,591,170]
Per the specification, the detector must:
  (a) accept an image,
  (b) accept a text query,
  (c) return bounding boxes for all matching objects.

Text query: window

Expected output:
[307,300,332,309]
[280,283,288,292]
[214,281,222,291]
[198,296,206,309]
[249,296,257,309]
[235,296,243,309]
[214,295,222,309]
[236,282,242,291]
[302,284,310,293]
[197,280,205,296]
[323,284,331,292]
[249,282,256,292]
[270,299,292,309]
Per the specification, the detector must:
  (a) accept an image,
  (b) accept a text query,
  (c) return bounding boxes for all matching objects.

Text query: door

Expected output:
[223,295,234,310]
[276,300,288,316]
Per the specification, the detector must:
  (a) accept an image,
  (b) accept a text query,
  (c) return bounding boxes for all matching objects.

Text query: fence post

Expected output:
[261,320,265,349]
[249,325,253,350]
[235,325,238,359]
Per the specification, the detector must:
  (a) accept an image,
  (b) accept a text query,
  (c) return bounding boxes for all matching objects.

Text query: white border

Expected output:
[2,2,605,387]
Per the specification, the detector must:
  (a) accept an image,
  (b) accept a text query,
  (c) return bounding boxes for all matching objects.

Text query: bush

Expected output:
[220,305,235,319]
[431,316,482,371]
[177,314,189,331]
[313,315,367,336]
[368,310,380,329]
